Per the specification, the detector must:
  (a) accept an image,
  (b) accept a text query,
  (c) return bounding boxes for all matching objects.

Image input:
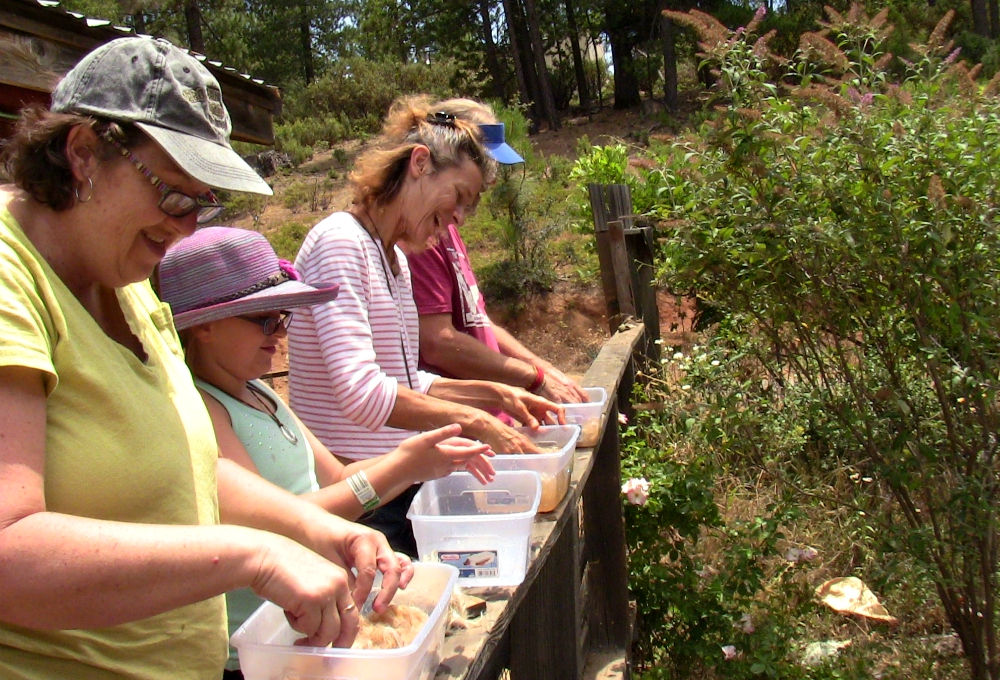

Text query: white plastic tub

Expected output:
[561,387,608,447]
[230,562,459,680]
[491,424,581,513]
[407,471,541,587]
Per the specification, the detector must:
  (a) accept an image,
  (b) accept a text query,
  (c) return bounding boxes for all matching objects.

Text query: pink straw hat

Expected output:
[159,227,338,330]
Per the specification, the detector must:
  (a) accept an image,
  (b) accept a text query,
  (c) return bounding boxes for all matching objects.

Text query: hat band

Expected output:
[195,269,292,310]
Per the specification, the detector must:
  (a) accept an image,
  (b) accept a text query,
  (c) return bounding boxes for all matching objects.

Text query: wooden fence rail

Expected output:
[434,324,644,680]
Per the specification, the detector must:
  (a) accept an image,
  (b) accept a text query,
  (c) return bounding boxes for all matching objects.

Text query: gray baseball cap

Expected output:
[51,37,272,196]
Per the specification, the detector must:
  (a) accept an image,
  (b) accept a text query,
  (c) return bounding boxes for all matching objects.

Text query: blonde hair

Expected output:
[350,96,498,208]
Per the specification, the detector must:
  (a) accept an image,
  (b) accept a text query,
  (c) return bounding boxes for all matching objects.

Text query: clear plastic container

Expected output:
[491,424,581,513]
[407,471,541,587]
[230,562,459,680]
[561,387,608,447]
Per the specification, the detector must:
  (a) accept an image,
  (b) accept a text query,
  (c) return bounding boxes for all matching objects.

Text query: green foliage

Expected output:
[621,6,1000,679]
[266,221,311,261]
[622,370,818,679]
[282,57,468,129]
[220,190,270,224]
[281,179,333,213]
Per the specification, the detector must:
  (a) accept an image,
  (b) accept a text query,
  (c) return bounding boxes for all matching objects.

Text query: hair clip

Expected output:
[427,111,457,127]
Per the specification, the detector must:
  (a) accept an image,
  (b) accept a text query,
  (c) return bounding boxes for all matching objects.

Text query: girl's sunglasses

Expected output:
[238,311,293,336]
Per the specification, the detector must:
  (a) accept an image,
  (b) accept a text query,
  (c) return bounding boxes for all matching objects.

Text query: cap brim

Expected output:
[484,142,524,165]
[137,122,273,196]
[173,280,338,330]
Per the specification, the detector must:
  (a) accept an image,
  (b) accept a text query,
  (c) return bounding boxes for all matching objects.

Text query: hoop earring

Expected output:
[74,177,94,204]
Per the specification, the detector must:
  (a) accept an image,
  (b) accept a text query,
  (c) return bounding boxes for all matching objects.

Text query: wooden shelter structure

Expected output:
[0,0,280,143]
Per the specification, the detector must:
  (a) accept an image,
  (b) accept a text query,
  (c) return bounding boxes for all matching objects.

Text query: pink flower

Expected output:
[621,477,650,505]
[754,6,766,21]
[722,645,740,661]
[739,613,755,634]
[784,546,819,563]
[618,412,629,425]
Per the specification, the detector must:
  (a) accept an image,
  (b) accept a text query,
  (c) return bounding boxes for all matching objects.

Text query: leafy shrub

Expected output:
[629,6,1000,679]
[282,57,466,132]
[221,190,269,224]
[281,179,332,213]
[267,221,311,261]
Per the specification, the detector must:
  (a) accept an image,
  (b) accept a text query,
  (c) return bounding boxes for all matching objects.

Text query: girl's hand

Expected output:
[396,425,496,484]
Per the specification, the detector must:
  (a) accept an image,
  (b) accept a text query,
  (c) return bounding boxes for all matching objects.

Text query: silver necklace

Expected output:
[246,382,299,444]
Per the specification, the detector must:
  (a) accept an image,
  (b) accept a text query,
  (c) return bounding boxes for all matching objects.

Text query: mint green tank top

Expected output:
[196,379,319,669]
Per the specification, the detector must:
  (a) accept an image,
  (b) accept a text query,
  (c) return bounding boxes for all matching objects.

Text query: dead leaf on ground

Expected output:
[816,576,898,624]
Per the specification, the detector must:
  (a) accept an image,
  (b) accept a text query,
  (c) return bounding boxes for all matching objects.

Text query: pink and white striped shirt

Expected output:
[288,212,438,460]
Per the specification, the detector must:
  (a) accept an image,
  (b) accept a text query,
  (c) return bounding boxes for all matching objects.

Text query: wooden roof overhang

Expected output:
[0,0,281,144]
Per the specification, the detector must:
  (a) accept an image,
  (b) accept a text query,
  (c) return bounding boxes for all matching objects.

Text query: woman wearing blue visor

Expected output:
[408,102,589,408]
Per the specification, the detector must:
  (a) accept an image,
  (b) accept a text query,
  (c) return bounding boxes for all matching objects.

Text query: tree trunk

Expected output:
[990,0,999,38]
[661,12,677,109]
[586,14,603,109]
[606,28,640,109]
[564,0,592,110]
[972,0,991,37]
[183,0,205,53]
[521,0,561,129]
[298,0,315,84]
[501,0,538,125]
[478,0,508,101]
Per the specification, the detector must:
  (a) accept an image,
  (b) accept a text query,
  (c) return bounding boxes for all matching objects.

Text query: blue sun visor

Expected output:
[479,123,525,164]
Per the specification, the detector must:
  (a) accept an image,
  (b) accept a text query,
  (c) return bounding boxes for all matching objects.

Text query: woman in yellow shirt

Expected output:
[0,37,407,680]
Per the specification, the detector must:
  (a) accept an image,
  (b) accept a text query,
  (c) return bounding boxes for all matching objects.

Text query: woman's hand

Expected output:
[537,365,590,404]
[248,532,361,648]
[394,424,496,484]
[302,514,413,614]
[495,385,566,428]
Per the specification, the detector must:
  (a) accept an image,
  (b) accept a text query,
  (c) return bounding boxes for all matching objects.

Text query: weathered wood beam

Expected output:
[0,1,280,144]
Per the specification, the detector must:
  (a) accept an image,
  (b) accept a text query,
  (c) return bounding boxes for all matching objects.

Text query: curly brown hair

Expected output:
[350,96,498,209]
[2,105,145,211]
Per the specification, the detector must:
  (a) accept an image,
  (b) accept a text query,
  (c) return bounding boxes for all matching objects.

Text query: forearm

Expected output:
[385,385,492,440]
[305,452,417,521]
[218,458,350,559]
[0,513,264,630]
[421,325,536,388]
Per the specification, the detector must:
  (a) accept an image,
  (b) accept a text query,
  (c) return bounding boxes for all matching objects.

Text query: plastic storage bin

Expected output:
[407,470,541,587]
[491,424,581,513]
[230,562,459,680]
[562,387,608,447]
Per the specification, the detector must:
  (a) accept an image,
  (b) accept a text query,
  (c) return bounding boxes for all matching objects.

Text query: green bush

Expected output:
[573,5,1000,678]
[635,7,1000,680]
[267,221,311,261]
[282,57,466,131]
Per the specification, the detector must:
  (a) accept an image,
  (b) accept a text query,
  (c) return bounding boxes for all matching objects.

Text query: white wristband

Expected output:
[347,471,380,511]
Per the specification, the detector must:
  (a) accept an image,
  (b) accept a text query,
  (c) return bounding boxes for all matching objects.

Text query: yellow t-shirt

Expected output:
[0,207,227,679]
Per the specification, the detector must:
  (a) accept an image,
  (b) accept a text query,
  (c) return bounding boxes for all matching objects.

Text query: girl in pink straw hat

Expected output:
[158,227,495,676]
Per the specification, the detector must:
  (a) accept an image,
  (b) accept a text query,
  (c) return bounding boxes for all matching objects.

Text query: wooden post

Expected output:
[589,183,638,333]
[608,220,636,320]
[625,226,660,366]
[509,510,585,679]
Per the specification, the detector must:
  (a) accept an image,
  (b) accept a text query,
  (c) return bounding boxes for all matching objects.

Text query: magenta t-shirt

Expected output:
[409,224,502,377]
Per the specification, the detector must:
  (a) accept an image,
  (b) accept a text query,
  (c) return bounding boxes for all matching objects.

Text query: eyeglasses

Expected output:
[238,311,293,336]
[103,135,224,224]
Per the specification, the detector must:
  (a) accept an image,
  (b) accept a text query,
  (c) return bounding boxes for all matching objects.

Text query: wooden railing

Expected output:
[434,323,644,680]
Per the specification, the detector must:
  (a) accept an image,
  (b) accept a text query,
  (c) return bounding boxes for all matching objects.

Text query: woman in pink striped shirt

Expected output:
[288,97,564,553]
